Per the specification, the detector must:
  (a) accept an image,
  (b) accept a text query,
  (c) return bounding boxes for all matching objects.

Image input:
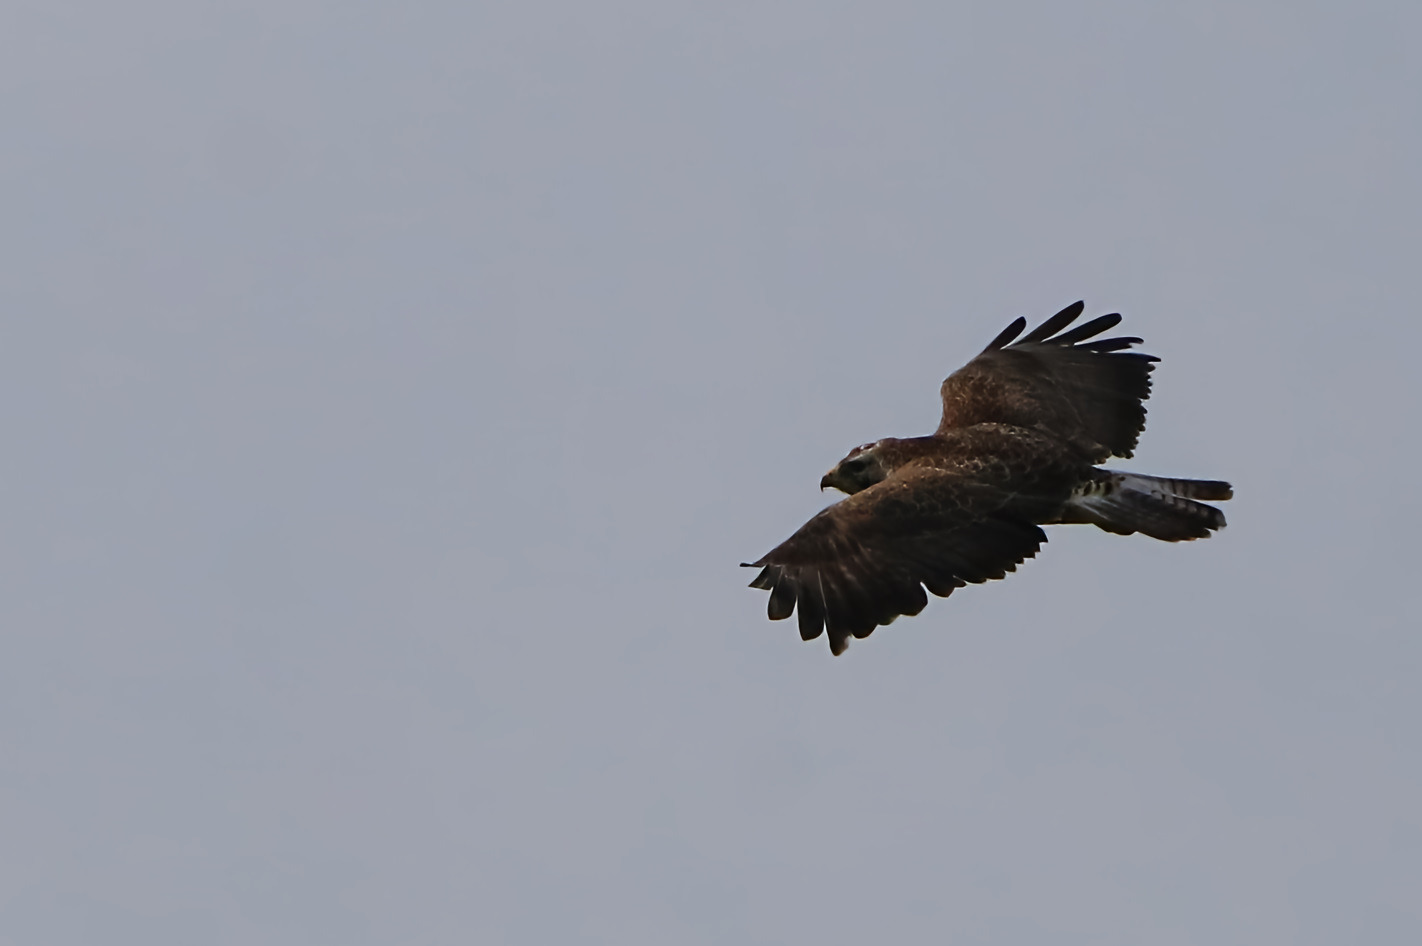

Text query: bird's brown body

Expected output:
[744,302,1232,655]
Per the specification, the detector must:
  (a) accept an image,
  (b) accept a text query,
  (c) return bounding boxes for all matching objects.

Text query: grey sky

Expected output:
[3,2,1419,943]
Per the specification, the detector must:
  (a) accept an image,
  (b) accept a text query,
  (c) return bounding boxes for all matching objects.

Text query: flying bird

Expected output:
[743,301,1232,655]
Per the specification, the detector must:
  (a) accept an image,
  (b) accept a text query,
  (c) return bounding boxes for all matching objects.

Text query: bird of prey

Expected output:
[743,301,1231,655]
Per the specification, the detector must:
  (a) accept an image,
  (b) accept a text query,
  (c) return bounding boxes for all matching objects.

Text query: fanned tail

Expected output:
[1062,470,1232,541]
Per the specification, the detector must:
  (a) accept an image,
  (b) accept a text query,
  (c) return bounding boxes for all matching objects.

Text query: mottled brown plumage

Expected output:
[744,302,1232,655]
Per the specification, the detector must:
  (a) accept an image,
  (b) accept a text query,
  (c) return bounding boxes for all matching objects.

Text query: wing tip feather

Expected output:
[1017,301,1086,344]
[983,316,1028,352]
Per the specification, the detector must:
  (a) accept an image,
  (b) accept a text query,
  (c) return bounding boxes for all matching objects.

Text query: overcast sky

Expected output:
[3,2,1420,943]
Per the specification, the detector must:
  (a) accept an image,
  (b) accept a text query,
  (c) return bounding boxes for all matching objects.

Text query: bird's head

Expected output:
[821,440,892,495]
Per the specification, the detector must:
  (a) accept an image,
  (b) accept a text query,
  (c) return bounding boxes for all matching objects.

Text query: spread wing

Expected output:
[938,301,1159,461]
[742,471,1047,656]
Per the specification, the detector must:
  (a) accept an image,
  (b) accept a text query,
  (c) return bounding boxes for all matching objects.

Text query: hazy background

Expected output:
[3,2,1419,943]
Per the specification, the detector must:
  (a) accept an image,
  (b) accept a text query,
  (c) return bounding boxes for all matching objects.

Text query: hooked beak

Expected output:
[820,472,835,492]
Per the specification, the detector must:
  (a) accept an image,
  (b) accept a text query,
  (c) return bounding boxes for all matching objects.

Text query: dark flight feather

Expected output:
[1050,312,1123,345]
[1018,301,1085,343]
[796,573,826,641]
[982,316,1028,352]
[767,573,797,620]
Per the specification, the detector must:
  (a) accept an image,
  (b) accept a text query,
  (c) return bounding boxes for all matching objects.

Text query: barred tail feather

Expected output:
[1064,470,1232,541]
